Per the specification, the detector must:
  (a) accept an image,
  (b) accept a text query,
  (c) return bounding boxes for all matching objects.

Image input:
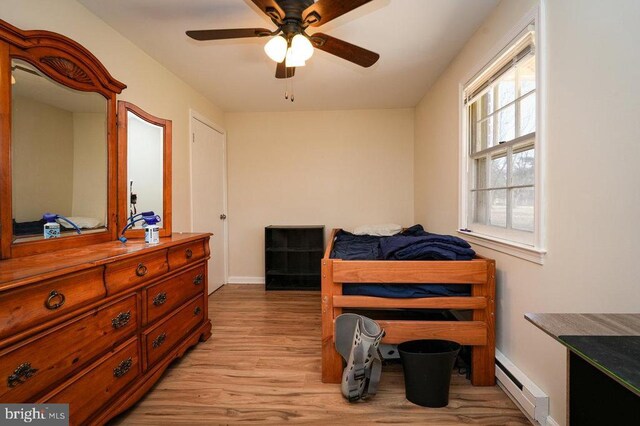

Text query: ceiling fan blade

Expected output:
[275,62,295,79]
[303,0,373,27]
[186,28,272,41]
[310,33,379,67]
[249,0,285,23]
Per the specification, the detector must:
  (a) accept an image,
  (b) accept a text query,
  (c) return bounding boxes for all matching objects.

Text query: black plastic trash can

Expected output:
[398,339,461,407]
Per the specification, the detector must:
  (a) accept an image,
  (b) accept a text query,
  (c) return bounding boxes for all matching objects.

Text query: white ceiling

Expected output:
[78,0,498,112]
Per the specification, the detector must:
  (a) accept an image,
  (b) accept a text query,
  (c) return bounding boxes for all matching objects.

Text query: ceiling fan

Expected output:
[186,0,380,79]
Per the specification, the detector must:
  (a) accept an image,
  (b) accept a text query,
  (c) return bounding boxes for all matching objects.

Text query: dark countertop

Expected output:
[526,313,640,396]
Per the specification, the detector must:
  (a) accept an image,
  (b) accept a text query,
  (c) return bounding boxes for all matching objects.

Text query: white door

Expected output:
[191,115,226,293]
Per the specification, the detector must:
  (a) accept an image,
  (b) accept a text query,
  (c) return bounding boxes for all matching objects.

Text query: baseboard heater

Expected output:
[495,350,549,425]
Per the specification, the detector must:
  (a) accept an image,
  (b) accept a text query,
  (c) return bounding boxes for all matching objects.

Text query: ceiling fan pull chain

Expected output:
[284,78,288,100]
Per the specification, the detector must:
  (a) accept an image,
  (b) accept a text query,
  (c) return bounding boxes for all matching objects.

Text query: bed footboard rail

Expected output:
[332,260,488,284]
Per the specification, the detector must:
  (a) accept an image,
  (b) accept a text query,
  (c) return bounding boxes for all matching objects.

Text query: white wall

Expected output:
[127,113,164,228]
[225,109,415,279]
[414,0,640,423]
[1,0,225,232]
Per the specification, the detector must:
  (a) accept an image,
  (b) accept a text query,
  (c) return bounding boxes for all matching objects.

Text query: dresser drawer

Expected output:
[105,250,168,295]
[0,295,137,402]
[144,295,205,367]
[167,240,206,270]
[0,267,105,340]
[45,338,140,426]
[145,265,205,325]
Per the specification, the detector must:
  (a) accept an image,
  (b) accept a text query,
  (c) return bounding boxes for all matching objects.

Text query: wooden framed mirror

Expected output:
[0,19,126,259]
[117,102,172,239]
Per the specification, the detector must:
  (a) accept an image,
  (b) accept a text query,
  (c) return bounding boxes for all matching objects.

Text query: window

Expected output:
[461,26,541,250]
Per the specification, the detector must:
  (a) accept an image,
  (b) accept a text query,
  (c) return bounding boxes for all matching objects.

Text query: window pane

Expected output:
[497,69,516,109]
[472,191,487,225]
[519,92,536,135]
[475,157,487,189]
[479,90,494,119]
[512,147,535,186]
[490,189,507,227]
[490,155,507,188]
[497,104,515,143]
[512,187,534,231]
[469,103,479,152]
[518,55,536,96]
[477,118,493,151]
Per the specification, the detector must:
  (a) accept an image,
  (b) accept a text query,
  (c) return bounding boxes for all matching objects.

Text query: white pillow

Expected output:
[352,223,402,236]
[58,216,104,229]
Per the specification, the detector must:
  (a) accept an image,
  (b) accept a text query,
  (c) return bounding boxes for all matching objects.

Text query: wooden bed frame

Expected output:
[321,229,496,386]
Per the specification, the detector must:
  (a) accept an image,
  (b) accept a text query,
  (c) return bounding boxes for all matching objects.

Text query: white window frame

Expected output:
[458,5,546,264]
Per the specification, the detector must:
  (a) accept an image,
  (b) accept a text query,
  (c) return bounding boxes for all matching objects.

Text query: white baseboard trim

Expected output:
[227,276,265,284]
[545,416,560,426]
[495,349,549,425]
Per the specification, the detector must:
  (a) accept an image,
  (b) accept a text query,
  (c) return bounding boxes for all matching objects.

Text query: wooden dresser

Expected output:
[0,233,212,425]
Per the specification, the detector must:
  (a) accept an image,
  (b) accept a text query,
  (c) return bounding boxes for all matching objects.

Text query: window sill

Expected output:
[457,230,546,265]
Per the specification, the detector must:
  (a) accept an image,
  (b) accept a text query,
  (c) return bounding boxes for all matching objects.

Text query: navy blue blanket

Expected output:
[330,225,473,298]
[343,283,470,298]
[331,225,475,261]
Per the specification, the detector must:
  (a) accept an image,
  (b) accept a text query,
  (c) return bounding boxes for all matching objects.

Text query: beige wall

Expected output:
[1,0,225,232]
[12,96,75,222]
[12,98,107,225]
[414,0,640,423]
[226,109,415,279]
[71,112,107,222]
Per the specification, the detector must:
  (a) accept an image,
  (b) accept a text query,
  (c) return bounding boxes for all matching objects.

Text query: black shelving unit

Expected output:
[265,226,324,290]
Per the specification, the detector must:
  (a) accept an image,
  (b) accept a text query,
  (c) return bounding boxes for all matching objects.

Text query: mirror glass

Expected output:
[127,111,164,229]
[11,58,108,242]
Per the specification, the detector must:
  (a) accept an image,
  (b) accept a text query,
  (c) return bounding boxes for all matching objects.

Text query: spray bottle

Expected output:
[42,213,82,239]
[118,211,161,244]
[142,214,161,244]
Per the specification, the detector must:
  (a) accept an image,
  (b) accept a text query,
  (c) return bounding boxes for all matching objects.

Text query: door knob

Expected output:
[220,214,227,220]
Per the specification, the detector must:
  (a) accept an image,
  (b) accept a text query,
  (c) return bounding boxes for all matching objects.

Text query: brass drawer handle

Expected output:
[45,290,65,310]
[153,292,167,306]
[194,306,202,316]
[7,363,38,388]
[152,332,166,349]
[193,274,203,285]
[185,248,193,259]
[112,311,132,329]
[113,357,133,378]
[135,263,148,277]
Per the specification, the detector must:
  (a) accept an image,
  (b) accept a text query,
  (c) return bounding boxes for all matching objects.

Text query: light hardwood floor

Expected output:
[111,285,530,425]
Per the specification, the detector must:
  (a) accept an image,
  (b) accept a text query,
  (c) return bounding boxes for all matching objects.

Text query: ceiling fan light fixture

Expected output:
[285,48,306,67]
[264,35,287,63]
[291,34,314,61]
